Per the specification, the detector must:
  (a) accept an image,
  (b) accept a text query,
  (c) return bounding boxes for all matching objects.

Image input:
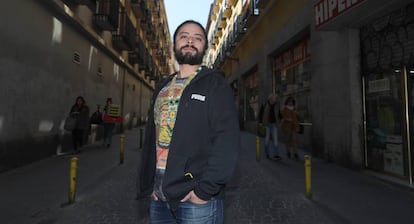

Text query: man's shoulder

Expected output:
[201,67,224,77]
[197,67,226,84]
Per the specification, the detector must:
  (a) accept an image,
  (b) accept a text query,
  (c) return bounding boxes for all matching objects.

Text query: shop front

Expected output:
[272,36,312,150]
[239,68,260,131]
[314,0,414,185]
[361,3,414,184]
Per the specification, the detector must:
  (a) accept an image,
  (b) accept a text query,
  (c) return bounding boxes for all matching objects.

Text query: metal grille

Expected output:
[361,3,414,72]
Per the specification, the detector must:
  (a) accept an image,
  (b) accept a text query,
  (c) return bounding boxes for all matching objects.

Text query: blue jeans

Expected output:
[103,122,115,145]
[264,123,279,157]
[150,199,224,224]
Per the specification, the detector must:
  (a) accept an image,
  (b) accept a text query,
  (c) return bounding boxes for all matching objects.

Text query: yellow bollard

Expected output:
[120,134,125,164]
[304,155,312,199]
[256,136,260,161]
[68,157,78,203]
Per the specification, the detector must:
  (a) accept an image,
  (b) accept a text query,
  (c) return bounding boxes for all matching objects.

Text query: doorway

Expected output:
[364,67,413,184]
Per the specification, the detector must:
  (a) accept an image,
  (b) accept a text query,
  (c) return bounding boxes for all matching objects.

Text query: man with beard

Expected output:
[137,20,240,223]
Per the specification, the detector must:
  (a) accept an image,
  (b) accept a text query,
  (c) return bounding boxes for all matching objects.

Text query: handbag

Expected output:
[90,111,103,124]
[257,123,266,137]
[64,116,77,131]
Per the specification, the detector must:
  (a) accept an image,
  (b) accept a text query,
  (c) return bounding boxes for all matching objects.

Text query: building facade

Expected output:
[0,0,173,172]
[207,0,414,186]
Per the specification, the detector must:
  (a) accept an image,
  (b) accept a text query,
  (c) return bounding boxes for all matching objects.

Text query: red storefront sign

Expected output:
[314,0,365,28]
[274,37,310,71]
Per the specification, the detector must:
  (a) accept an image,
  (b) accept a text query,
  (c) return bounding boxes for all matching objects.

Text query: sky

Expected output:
[164,0,214,40]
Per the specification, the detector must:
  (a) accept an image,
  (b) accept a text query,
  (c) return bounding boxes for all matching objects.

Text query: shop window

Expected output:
[273,60,312,123]
[244,72,259,122]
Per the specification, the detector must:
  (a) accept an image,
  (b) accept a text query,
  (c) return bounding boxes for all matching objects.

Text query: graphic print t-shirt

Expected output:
[153,76,191,201]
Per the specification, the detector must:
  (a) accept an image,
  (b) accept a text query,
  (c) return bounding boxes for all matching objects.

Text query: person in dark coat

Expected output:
[103,98,115,148]
[259,93,282,160]
[69,96,89,153]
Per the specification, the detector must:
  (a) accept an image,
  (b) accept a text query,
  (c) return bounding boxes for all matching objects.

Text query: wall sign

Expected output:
[274,37,310,71]
[314,0,365,28]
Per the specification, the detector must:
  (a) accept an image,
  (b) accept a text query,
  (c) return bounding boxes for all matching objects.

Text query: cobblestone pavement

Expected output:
[2,129,414,224]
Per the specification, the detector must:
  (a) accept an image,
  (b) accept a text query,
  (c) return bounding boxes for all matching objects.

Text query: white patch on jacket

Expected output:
[191,94,206,102]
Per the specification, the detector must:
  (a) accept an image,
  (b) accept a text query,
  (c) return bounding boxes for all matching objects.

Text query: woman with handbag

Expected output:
[280,96,300,160]
[69,96,90,153]
[102,98,115,148]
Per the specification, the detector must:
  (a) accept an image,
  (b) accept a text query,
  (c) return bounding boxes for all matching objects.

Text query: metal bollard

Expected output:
[68,157,78,203]
[304,155,312,199]
[120,134,125,164]
[256,136,260,161]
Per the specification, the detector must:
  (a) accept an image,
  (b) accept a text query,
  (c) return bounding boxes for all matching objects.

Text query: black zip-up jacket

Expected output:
[137,66,240,207]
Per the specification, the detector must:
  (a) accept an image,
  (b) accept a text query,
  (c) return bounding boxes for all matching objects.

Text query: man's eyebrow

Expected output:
[193,33,204,38]
[178,31,189,35]
[178,31,204,38]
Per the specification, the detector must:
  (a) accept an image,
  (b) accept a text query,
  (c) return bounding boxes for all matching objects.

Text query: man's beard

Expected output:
[174,45,205,65]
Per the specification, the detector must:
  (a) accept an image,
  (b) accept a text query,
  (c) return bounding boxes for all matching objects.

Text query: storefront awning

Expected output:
[315,0,411,30]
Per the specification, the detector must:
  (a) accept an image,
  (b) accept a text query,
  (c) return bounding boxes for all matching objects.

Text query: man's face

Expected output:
[174,23,206,65]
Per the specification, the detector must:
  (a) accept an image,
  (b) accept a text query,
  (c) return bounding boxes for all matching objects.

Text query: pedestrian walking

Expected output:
[90,105,103,125]
[280,96,300,160]
[69,96,90,153]
[137,20,240,224]
[103,98,115,148]
[259,93,281,160]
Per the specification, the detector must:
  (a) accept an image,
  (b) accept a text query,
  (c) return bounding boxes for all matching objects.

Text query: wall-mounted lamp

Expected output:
[225,51,239,62]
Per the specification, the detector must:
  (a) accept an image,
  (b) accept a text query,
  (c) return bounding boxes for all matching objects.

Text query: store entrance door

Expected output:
[406,67,414,185]
[364,67,412,183]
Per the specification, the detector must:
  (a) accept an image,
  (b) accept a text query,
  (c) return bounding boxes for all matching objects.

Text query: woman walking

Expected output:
[280,96,300,160]
[69,96,90,153]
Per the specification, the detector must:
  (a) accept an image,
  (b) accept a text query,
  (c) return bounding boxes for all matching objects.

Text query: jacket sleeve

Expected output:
[194,76,241,201]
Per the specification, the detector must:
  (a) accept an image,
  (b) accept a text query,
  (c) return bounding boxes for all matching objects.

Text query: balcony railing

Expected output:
[112,15,136,51]
[131,0,145,18]
[92,0,119,31]
[223,7,232,19]
[245,0,260,28]
[227,0,238,7]
[140,9,152,31]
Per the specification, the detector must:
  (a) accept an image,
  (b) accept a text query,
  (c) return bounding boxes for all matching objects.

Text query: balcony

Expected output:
[93,14,117,31]
[227,0,238,7]
[213,36,220,45]
[127,37,145,66]
[112,16,136,51]
[238,1,259,31]
[140,9,152,31]
[131,0,146,18]
[142,53,153,77]
[223,7,232,19]
[128,49,144,65]
[216,29,223,38]
[149,34,159,48]
[213,4,220,13]
[211,43,217,50]
[218,19,227,29]
[211,13,217,21]
[92,0,119,31]
[234,16,246,41]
